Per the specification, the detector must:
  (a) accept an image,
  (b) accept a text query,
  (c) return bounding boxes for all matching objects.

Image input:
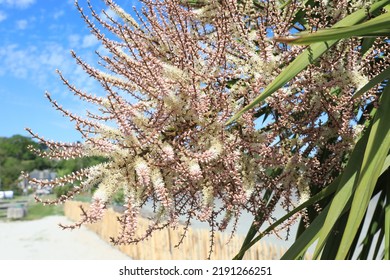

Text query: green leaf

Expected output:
[336,83,390,259]
[384,169,390,259]
[281,203,335,259]
[357,190,386,259]
[234,189,275,260]
[320,210,350,259]
[276,12,390,45]
[361,37,378,55]
[311,116,372,258]
[353,65,390,99]
[234,176,340,259]
[381,154,390,175]
[226,0,390,125]
[373,228,385,259]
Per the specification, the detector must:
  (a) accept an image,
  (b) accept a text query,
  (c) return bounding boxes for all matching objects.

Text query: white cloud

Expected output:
[0,44,29,77]
[0,43,69,85]
[0,41,105,103]
[81,34,99,48]
[96,44,110,57]
[16,19,28,29]
[68,34,80,48]
[0,0,36,9]
[53,9,64,20]
[0,10,7,21]
[99,7,119,22]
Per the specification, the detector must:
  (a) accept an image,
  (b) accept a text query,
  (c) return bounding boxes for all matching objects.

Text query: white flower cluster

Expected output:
[26,0,380,249]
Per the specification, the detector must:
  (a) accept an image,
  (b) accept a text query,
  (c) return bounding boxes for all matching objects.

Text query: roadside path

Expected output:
[0,215,131,260]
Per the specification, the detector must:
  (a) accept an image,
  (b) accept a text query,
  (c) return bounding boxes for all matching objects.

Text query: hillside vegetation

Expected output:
[0,135,103,196]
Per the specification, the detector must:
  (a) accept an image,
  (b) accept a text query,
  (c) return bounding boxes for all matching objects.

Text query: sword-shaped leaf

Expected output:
[226,0,390,125]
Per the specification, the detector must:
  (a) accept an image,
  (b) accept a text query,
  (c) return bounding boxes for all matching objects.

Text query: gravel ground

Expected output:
[0,215,131,260]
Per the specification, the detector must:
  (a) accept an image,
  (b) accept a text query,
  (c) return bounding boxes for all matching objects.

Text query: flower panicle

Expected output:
[25,0,385,257]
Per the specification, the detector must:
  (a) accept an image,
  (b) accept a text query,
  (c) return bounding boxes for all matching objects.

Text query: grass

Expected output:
[1,192,92,221]
[22,201,64,221]
[73,193,93,202]
[23,194,64,220]
[0,194,64,221]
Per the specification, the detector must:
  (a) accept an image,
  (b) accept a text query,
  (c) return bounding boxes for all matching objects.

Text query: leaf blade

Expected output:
[336,83,390,259]
[353,65,390,99]
[226,0,390,125]
[275,13,390,45]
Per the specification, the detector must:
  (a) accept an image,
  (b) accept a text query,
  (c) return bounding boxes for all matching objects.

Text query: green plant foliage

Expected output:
[275,12,390,45]
[0,135,105,195]
[0,135,52,190]
[234,1,390,260]
[335,83,390,259]
[234,177,340,259]
[23,201,64,220]
[226,0,390,125]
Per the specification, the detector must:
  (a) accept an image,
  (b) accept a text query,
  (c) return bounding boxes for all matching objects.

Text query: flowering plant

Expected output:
[26,0,389,258]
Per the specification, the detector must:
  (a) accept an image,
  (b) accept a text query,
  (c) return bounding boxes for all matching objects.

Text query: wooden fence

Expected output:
[64,201,287,260]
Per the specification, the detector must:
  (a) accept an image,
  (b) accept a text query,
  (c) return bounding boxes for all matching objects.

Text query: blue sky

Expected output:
[0,0,137,143]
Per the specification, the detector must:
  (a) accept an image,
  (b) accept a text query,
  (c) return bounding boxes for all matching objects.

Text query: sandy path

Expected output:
[0,215,131,260]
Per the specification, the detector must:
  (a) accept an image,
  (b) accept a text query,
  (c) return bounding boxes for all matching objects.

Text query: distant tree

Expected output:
[0,135,52,190]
